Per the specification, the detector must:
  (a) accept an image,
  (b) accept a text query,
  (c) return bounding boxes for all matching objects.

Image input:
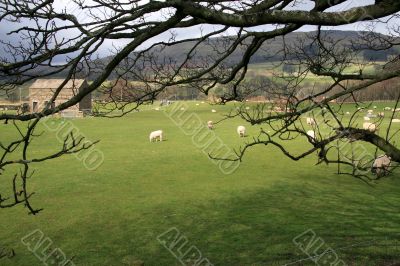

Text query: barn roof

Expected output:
[29,79,86,89]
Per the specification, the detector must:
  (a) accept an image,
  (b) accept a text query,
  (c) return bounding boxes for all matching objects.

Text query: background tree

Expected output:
[1,0,400,213]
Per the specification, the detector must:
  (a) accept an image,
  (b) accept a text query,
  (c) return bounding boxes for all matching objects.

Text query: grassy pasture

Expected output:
[0,101,399,265]
[247,62,382,86]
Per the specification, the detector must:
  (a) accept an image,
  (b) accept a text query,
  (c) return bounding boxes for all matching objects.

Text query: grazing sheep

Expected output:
[211,109,217,113]
[364,116,371,121]
[392,119,400,123]
[237,126,246,137]
[373,106,377,109]
[346,112,351,115]
[196,103,199,106]
[207,120,213,130]
[367,109,373,114]
[307,130,315,140]
[201,101,205,104]
[149,130,163,142]
[378,112,385,118]
[363,122,378,133]
[155,107,160,111]
[372,155,391,177]
[384,107,391,111]
[306,117,316,126]
[180,107,185,111]
[245,106,250,110]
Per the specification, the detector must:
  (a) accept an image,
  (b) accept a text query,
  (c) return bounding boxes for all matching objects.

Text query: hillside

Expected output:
[124,30,398,66]
[6,30,397,86]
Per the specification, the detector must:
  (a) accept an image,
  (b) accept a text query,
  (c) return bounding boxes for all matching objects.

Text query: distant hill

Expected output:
[24,30,400,80]
[115,30,398,65]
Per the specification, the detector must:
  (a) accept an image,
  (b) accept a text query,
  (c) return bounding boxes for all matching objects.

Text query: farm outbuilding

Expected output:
[29,79,92,117]
[97,80,152,103]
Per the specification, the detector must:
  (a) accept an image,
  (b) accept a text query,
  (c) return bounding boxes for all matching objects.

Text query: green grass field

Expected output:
[0,101,399,265]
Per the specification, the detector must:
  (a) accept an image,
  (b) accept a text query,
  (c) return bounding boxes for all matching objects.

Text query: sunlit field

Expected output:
[0,101,399,265]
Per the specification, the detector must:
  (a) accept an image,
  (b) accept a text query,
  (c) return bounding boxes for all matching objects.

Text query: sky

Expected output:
[0,0,398,61]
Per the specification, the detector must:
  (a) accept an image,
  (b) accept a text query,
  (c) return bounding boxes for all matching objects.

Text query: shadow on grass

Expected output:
[10,174,399,266]
[148,177,400,265]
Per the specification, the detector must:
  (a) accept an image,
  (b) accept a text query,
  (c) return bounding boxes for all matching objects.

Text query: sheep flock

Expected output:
[146,102,398,176]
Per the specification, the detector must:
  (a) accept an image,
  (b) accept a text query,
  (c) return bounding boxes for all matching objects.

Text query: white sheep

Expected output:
[367,109,373,114]
[392,119,400,123]
[384,107,391,111]
[245,106,250,110]
[363,116,370,121]
[363,122,378,133]
[207,120,213,130]
[346,112,351,115]
[237,126,246,137]
[378,112,385,118]
[306,117,316,126]
[307,130,315,140]
[211,109,217,113]
[149,130,163,142]
[372,155,391,177]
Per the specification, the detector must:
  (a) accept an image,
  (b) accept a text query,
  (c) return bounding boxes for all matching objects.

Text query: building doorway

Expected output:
[32,101,38,112]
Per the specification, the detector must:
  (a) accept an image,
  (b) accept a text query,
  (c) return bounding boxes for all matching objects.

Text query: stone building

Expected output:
[29,79,92,116]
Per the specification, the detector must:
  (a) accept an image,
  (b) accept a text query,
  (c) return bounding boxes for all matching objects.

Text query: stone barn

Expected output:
[29,79,92,116]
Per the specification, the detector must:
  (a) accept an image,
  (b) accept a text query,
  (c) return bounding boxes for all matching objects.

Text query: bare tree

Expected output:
[0,0,400,213]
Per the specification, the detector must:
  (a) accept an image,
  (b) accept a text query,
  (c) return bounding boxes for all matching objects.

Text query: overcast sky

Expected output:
[0,0,398,61]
